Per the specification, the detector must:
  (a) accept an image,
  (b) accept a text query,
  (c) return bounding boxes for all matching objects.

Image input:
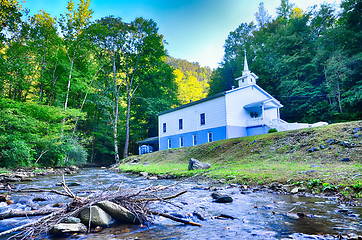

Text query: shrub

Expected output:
[0,139,35,168]
[268,128,278,133]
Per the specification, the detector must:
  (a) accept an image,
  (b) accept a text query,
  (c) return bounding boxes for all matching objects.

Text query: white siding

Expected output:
[225,86,269,126]
[264,108,278,120]
[158,96,226,138]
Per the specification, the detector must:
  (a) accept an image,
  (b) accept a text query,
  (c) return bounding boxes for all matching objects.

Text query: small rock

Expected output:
[50,223,87,235]
[215,196,233,203]
[193,211,205,221]
[78,205,113,226]
[340,158,350,162]
[63,217,81,223]
[143,161,149,166]
[33,197,47,202]
[326,139,335,144]
[56,182,80,187]
[320,145,325,149]
[211,192,233,203]
[352,127,361,133]
[139,172,148,177]
[307,147,318,153]
[211,192,223,199]
[0,194,10,202]
[188,158,211,170]
[4,177,21,182]
[147,176,158,180]
[53,203,64,208]
[291,187,299,194]
[69,165,79,172]
[342,141,353,148]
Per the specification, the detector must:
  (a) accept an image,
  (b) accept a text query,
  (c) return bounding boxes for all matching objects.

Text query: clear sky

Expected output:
[22,0,341,69]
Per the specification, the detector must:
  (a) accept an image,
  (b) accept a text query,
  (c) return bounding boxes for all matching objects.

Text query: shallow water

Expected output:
[0,168,361,239]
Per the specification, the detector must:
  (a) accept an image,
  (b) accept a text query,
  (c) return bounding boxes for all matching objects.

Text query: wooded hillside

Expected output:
[209,0,361,123]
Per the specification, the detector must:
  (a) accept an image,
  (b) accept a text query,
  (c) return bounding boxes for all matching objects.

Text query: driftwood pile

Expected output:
[0,175,200,239]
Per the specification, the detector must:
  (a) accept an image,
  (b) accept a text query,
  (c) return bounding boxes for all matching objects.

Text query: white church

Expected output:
[157,55,327,151]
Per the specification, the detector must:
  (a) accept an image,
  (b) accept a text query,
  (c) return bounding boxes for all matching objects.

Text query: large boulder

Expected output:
[188,158,211,170]
[78,205,113,226]
[49,223,87,235]
[96,200,139,224]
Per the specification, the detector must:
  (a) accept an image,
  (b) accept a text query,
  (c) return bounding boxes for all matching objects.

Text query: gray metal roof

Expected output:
[157,91,226,116]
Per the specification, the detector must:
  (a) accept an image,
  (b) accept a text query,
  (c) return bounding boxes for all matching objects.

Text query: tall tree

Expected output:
[58,0,93,112]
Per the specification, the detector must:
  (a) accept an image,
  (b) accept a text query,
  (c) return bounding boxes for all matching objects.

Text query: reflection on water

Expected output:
[0,168,361,239]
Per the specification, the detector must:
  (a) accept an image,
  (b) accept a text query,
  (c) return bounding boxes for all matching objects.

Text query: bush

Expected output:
[0,139,35,168]
[268,128,278,133]
[66,143,88,166]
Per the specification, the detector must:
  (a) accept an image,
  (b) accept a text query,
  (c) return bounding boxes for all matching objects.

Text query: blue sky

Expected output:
[22,0,341,69]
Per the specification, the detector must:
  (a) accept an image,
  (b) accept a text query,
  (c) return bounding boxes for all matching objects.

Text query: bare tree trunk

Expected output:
[64,58,74,111]
[336,82,342,113]
[123,91,131,159]
[39,46,47,102]
[72,65,103,135]
[123,54,141,159]
[112,51,120,163]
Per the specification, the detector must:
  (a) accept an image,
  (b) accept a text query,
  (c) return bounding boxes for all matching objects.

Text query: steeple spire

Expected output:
[235,49,258,88]
[243,50,250,75]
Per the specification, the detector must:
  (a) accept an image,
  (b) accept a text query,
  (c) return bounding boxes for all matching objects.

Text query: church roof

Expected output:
[158,83,282,116]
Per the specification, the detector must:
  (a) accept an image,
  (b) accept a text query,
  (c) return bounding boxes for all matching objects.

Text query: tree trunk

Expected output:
[64,58,74,111]
[336,82,342,113]
[112,51,120,163]
[123,91,131,159]
[39,46,47,102]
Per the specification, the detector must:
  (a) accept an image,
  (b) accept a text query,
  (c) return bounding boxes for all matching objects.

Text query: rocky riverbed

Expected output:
[0,168,361,239]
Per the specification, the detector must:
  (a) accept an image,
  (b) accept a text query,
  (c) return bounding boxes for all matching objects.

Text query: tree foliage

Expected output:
[0,0,178,167]
[209,0,362,123]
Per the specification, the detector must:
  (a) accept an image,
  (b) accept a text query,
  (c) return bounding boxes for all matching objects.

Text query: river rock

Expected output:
[0,194,10,202]
[96,200,139,224]
[140,172,148,177]
[50,223,87,235]
[63,217,81,223]
[291,187,299,194]
[188,158,211,170]
[211,192,233,203]
[78,205,113,226]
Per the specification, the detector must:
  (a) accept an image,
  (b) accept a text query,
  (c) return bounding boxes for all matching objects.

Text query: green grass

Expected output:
[117,121,362,199]
[0,168,10,174]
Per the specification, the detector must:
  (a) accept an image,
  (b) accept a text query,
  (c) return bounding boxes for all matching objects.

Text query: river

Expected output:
[0,168,361,239]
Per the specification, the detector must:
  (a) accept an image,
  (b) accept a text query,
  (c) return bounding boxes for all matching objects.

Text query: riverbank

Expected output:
[115,121,362,203]
[0,166,80,190]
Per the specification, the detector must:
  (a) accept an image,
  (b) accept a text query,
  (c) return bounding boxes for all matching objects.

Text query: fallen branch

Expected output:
[150,210,202,227]
[0,211,59,238]
[138,190,188,202]
[0,208,62,220]
[11,187,72,197]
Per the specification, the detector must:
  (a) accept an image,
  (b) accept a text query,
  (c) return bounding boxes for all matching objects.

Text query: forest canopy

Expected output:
[209,0,361,123]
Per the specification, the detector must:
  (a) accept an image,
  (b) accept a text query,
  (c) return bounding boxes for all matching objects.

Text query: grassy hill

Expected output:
[117,121,362,199]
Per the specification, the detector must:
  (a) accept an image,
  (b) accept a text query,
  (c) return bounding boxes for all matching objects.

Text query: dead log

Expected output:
[0,208,62,220]
[150,210,202,227]
[0,212,59,238]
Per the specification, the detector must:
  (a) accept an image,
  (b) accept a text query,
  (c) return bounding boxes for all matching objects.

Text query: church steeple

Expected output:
[235,51,259,88]
[243,50,250,75]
